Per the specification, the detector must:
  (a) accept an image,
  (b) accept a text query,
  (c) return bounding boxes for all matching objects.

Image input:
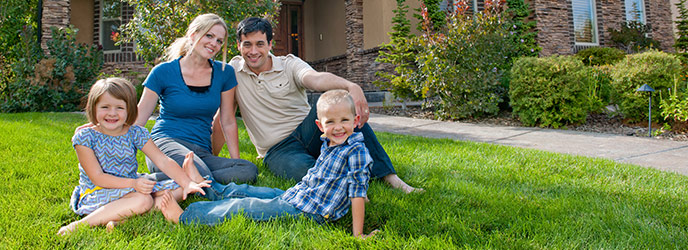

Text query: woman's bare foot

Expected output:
[57,221,83,236]
[154,190,172,211]
[383,174,424,194]
[158,191,182,224]
[182,152,206,183]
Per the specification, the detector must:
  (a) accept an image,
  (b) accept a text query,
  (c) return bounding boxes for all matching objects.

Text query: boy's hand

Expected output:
[357,229,380,239]
[182,180,211,200]
[133,177,155,194]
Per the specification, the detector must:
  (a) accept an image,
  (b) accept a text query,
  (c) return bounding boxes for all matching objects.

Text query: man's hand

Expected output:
[347,84,369,128]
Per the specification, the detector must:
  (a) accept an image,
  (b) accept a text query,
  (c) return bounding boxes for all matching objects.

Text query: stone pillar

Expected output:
[344,0,366,86]
[41,0,71,51]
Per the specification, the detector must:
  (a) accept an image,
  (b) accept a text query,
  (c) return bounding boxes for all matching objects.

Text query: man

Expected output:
[216,17,419,193]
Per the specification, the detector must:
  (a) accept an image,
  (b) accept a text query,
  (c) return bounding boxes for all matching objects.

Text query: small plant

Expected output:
[576,47,626,66]
[660,77,688,122]
[608,21,660,54]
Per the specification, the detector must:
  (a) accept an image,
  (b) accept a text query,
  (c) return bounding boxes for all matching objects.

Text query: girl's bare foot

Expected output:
[159,191,182,224]
[182,152,206,183]
[383,174,424,194]
[57,221,83,236]
[106,220,118,232]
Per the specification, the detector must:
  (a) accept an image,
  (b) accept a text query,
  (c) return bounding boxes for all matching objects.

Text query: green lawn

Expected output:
[1,112,687,249]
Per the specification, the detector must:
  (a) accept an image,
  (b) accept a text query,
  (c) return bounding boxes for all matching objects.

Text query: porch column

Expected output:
[344,0,365,85]
[41,0,71,51]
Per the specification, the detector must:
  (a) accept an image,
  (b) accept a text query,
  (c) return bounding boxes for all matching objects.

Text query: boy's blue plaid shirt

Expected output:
[281,132,372,221]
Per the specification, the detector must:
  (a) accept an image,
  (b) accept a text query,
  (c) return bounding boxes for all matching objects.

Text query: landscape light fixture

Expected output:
[635,84,655,137]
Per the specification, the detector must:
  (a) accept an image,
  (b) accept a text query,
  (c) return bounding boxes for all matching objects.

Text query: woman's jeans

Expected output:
[264,106,396,181]
[179,179,325,225]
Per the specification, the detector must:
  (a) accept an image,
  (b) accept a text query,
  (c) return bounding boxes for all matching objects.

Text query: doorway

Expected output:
[273,1,304,57]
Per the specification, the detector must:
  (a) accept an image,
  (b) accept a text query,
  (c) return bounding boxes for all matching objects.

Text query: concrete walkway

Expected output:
[367,113,688,175]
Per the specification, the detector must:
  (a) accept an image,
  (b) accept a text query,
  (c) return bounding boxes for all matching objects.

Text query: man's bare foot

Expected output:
[182,152,206,183]
[383,174,424,194]
[159,191,182,224]
[57,221,83,236]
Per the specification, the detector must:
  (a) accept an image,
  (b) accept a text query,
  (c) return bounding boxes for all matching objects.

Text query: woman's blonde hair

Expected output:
[85,77,138,126]
[162,13,228,68]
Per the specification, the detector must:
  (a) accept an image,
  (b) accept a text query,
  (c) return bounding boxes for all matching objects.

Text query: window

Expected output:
[100,0,121,52]
[439,0,479,14]
[572,0,598,45]
[625,0,646,23]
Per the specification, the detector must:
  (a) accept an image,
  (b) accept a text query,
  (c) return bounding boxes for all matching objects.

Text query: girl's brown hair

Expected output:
[85,77,138,126]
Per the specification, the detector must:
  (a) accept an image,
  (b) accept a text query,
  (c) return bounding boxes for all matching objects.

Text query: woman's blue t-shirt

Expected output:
[143,57,236,152]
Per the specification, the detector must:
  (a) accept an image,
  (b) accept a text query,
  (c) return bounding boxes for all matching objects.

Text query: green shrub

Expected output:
[609,50,682,122]
[576,47,626,66]
[510,56,595,128]
[414,2,519,119]
[1,26,103,112]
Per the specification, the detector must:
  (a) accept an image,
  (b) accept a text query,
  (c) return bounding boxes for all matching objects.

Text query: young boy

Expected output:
[159,89,376,238]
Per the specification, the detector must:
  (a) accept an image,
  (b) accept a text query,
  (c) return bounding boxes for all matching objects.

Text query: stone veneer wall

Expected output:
[309,47,391,91]
[41,0,71,51]
[647,0,675,52]
[533,0,674,56]
[93,0,149,84]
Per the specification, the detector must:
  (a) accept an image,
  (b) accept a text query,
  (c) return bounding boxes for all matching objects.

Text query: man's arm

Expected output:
[301,71,370,127]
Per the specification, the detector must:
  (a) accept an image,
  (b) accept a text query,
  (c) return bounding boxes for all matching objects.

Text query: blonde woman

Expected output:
[135,13,257,185]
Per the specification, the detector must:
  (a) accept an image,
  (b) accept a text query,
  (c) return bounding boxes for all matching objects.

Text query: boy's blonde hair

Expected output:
[316,89,356,118]
[163,13,229,69]
[85,77,138,126]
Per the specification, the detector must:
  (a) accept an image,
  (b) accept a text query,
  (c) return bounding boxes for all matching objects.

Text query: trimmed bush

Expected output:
[576,47,626,66]
[609,50,682,122]
[510,56,594,128]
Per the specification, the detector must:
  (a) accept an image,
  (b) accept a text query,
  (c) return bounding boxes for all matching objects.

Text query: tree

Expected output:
[120,0,281,65]
[674,0,688,63]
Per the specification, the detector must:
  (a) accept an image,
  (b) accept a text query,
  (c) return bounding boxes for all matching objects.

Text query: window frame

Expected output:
[625,0,646,24]
[572,0,599,46]
[99,0,122,53]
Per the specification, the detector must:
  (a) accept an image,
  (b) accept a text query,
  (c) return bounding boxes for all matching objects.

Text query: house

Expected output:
[40,0,676,91]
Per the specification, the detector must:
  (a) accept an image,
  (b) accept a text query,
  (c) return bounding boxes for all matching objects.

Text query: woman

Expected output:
[135,13,257,184]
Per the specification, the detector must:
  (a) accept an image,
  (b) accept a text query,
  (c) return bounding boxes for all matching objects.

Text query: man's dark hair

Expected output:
[236,17,273,42]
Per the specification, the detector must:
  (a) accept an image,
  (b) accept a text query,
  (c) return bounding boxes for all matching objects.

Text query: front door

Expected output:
[273,1,303,57]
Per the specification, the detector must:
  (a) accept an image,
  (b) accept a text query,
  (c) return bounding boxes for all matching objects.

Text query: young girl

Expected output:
[58,77,210,235]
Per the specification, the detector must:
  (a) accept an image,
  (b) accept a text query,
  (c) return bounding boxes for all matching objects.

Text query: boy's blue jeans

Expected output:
[264,105,396,181]
[179,178,325,225]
